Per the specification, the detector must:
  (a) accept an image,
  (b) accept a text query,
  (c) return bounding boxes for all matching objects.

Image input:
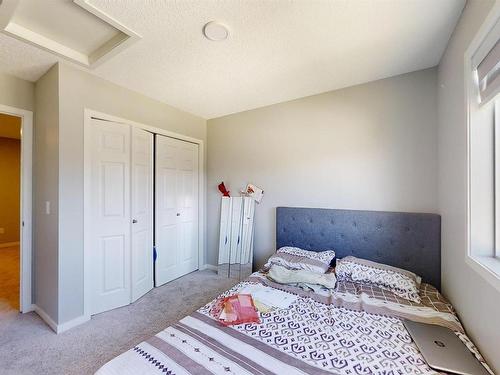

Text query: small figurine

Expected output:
[218,182,230,197]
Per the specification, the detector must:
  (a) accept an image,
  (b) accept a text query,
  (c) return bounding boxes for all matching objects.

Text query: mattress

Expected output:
[95,271,491,375]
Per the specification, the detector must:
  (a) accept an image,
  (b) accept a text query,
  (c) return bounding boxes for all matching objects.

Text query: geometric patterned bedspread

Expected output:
[95,272,492,375]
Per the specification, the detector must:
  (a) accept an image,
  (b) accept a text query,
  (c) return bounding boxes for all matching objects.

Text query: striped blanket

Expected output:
[96,272,491,375]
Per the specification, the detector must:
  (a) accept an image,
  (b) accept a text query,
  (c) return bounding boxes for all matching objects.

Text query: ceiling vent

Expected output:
[0,0,141,68]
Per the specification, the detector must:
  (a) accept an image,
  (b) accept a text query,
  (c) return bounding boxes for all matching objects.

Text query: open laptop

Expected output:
[403,320,490,375]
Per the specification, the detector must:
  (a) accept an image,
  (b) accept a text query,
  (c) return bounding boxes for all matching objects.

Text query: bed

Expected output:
[96,207,492,375]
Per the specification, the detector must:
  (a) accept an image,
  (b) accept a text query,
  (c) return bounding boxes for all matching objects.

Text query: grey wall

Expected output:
[33,64,60,321]
[0,71,35,112]
[57,63,207,324]
[207,68,439,268]
[437,0,500,371]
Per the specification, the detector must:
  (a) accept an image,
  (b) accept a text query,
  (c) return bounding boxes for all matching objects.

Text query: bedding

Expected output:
[267,264,337,290]
[335,256,422,303]
[95,270,491,375]
[263,246,335,273]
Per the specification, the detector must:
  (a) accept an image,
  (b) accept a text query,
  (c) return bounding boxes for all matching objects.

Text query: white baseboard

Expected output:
[33,304,58,333]
[34,305,90,334]
[200,264,218,271]
[0,241,20,248]
[57,314,90,333]
[22,303,35,313]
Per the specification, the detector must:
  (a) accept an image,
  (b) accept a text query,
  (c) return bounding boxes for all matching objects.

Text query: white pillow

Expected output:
[263,246,336,274]
[335,256,421,303]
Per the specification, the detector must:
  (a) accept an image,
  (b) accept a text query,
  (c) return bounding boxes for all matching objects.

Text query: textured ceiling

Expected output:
[0,0,465,119]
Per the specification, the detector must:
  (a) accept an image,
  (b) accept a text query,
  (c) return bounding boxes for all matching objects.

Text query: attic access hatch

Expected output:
[0,0,140,68]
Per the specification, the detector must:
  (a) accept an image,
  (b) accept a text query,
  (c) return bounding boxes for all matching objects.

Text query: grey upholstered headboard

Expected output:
[276,207,441,289]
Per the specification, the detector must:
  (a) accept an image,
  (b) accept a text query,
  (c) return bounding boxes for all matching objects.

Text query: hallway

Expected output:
[0,245,19,314]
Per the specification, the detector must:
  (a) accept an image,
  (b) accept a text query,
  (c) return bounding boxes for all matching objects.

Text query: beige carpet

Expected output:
[0,245,20,313]
[0,269,238,375]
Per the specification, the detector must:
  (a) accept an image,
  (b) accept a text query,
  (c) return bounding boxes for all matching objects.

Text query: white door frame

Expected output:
[0,104,33,313]
[83,108,205,319]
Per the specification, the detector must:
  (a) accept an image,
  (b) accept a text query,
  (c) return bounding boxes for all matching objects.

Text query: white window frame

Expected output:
[496,100,500,259]
[465,2,500,293]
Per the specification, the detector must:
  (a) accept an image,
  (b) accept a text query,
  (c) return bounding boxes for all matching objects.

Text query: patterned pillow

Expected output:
[335,256,422,303]
[263,247,336,274]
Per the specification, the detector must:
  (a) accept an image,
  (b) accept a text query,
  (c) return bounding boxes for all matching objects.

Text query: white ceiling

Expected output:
[0,0,465,119]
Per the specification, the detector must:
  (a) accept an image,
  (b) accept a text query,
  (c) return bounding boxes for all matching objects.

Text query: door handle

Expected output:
[132,219,138,223]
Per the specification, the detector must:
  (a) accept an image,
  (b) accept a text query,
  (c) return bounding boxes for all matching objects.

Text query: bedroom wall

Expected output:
[0,71,35,111]
[57,62,207,325]
[0,137,21,245]
[207,67,439,268]
[34,64,60,322]
[437,0,500,371]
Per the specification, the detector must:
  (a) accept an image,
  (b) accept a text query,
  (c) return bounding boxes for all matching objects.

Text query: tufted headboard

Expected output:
[276,207,441,289]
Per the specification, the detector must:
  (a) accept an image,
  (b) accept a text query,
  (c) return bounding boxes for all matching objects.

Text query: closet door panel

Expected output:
[155,136,199,286]
[131,128,154,302]
[177,142,198,274]
[155,137,178,286]
[90,119,131,315]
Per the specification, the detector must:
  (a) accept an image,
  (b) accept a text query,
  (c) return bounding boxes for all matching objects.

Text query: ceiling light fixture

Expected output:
[203,21,229,41]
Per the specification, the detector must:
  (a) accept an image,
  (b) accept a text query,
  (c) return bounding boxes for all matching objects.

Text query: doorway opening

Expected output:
[0,105,33,315]
[0,113,21,314]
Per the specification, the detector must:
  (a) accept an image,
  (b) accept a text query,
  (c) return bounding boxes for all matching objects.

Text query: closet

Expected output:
[88,118,199,315]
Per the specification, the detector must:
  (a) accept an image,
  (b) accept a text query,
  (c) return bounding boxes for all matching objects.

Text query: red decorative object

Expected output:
[210,294,260,326]
[218,182,230,197]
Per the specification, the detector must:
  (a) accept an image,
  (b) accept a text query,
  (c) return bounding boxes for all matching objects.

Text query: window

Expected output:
[466,7,500,291]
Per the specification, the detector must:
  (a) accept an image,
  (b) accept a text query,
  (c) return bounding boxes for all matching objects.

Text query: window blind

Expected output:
[477,40,500,104]
[473,18,500,105]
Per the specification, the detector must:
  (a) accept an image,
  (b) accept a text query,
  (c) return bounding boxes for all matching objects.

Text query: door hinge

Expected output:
[153,247,157,262]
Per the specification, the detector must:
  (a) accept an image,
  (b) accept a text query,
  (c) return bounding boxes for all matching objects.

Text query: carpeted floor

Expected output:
[0,245,20,313]
[0,269,238,375]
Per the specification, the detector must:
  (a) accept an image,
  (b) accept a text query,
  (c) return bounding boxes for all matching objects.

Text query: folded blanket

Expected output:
[267,264,337,289]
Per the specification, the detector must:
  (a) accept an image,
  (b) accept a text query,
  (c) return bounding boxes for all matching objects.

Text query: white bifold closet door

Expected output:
[155,135,199,287]
[89,119,153,315]
[131,127,154,302]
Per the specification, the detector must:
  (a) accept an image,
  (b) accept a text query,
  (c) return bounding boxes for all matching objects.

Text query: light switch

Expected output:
[45,201,51,215]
